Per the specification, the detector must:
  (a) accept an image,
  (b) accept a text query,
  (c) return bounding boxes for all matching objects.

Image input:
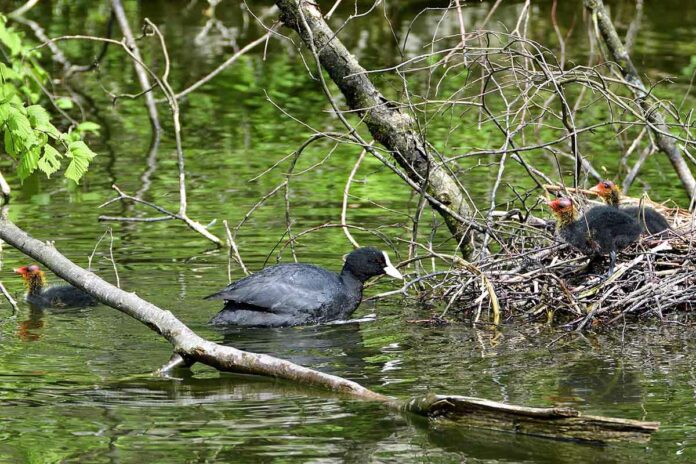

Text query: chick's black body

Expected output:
[27,285,98,308]
[15,264,98,309]
[548,199,642,275]
[206,247,401,327]
[560,206,642,258]
[590,180,670,235]
[622,206,670,235]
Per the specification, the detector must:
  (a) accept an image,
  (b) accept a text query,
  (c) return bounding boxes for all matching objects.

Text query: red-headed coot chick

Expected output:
[547,198,642,275]
[15,264,98,308]
[206,247,403,327]
[590,180,670,235]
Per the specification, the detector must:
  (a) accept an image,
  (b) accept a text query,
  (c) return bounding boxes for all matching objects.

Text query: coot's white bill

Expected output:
[382,251,403,279]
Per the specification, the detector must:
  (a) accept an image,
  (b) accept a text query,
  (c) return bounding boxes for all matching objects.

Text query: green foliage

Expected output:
[0,14,98,183]
[681,55,696,77]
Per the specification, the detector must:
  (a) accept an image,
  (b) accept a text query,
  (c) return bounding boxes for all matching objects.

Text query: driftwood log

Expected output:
[0,215,659,443]
[405,394,659,443]
[275,0,479,256]
[584,0,696,202]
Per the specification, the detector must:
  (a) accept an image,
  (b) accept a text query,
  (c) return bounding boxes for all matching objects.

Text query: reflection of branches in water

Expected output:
[111,0,161,133]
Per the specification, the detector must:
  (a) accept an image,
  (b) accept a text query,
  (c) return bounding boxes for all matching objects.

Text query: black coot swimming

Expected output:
[547,198,642,275]
[590,180,670,235]
[15,264,98,308]
[205,247,403,327]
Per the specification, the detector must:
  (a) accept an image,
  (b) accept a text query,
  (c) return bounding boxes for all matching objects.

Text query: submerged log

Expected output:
[275,0,478,256]
[0,216,659,443]
[404,394,659,443]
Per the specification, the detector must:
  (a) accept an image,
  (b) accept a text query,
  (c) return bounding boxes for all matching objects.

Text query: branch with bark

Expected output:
[276,0,480,257]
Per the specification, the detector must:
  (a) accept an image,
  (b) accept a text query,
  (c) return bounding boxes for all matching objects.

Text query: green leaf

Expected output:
[55,97,74,109]
[0,21,23,56]
[68,140,97,158]
[76,121,100,135]
[0,62,19,82]
[64,140,97,183]
[27,105,50,127]
[0,82,16,104]
[4,127,17,156]
[27,105,60,139]
[38,144,62,177]
[0,102,10,125]
[7,110,37,146]
[17,146,40,181]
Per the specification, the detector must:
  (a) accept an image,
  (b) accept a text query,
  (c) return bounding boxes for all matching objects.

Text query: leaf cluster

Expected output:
[0,15,98,183]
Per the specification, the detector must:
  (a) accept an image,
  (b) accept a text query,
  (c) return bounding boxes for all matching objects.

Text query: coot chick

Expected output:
[206,247,403,327]
[15,264,98,308]
[547,198,642,275]
[590,180,670,235]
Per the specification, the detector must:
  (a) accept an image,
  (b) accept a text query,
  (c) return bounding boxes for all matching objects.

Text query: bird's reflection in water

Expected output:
[17,304,96,342]
[219,321,375,378]
[17,305,45,342]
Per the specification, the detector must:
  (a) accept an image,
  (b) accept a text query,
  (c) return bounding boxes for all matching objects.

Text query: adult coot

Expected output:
[206,247,403,327]
[590,180,670,235]
[15,264,98,308]
[547,198,642,275]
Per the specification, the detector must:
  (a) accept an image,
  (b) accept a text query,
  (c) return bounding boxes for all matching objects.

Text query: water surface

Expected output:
[0,1,694,462]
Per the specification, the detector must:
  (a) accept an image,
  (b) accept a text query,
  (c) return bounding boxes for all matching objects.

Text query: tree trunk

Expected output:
[275,0,477,256]
[584,0,696,202]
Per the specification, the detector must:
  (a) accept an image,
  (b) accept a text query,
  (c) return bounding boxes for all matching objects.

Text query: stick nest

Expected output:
[414,203,694,330]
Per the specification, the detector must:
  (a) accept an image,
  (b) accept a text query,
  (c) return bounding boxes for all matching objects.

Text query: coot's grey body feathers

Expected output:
[206,264,362,326]
[206,247,402,327]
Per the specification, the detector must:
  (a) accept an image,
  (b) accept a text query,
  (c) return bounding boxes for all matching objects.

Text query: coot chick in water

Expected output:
[547,198,642,275]
[206,247,403,327]
[590,180,670,235]
[15,264,98,308]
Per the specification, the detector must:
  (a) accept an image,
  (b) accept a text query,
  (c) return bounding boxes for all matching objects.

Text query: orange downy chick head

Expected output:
[547,197,577,226]
[589,180,620,201]
[14,264,46,291]
[547,197,573,214]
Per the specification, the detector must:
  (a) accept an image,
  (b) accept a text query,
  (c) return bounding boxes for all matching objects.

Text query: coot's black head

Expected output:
[342,247,403,282]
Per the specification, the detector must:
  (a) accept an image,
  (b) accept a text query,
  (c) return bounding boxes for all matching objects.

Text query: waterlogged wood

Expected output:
[275,0,477,255]
[404,394,660,443]
[584,0,696,201]
[0,217,660,442]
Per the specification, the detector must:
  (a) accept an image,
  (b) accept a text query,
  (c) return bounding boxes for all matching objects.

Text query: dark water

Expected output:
[0,1,694,462]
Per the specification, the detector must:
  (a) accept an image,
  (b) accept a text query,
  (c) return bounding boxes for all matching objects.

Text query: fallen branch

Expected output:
[0,215,660,443]
[405,394,659,443]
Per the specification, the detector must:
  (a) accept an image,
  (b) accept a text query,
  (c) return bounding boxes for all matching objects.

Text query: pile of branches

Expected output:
[408,202,694,330]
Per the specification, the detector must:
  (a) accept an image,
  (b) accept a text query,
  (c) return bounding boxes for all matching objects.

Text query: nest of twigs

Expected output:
[414,200,695,330]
